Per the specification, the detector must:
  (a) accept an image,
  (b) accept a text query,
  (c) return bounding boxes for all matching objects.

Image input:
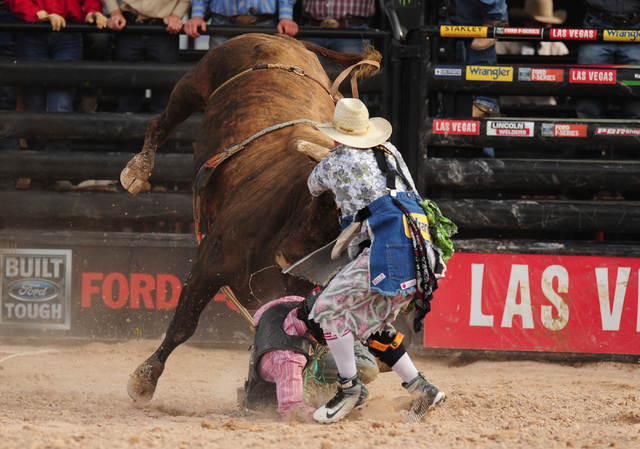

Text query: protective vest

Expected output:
[242,302,313,410]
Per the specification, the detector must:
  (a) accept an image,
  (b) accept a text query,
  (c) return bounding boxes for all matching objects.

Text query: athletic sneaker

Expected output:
[403,372,446,422]
[313,374,369,423]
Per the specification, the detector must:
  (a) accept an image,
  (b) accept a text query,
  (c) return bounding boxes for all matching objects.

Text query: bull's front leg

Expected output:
[126,237,227,404]
[126,352,165,404]
[120,150,156,193]
[120,114,166,193]
[120,74,205,193]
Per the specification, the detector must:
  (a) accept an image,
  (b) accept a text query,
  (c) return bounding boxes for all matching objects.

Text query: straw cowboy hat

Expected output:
[315,98,392,149]
[510,0,567,25]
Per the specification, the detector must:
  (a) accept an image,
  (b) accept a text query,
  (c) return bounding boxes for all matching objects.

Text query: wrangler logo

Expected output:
[604,30,640,42]
[466,66,513,82]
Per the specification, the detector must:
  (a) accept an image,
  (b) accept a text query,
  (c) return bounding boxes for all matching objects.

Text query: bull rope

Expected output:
[220,286,255,332]
[193,118,317,243]
[193,60,379,326]
[207,64,335,104]
[195,60,382,243]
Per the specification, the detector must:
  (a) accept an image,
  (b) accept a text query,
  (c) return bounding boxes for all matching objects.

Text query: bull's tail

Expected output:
[301,41,382,80]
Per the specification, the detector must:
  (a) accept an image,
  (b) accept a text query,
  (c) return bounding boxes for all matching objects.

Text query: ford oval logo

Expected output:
[7,279,60,302]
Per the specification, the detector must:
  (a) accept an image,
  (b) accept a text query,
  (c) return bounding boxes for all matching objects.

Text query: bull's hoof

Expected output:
[120,168,149,194]
[120,152,154,194]
[126,357,165,405]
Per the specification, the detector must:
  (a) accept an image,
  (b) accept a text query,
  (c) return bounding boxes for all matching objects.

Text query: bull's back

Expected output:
[192,33,335,172]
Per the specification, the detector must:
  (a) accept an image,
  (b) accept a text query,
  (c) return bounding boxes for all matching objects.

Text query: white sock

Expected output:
[391,353,420,383]
[325,330,358,379]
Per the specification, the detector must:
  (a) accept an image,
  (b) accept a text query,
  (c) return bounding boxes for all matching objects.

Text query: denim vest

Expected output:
[365,191,431,295]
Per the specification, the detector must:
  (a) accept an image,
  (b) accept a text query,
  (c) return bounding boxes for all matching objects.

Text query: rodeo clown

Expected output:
[307,98,448,423]
[239,294,379,422]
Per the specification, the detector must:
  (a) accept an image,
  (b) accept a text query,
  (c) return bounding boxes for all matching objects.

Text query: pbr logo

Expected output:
[518,68,531,81]
[541,123,554,137]
[434,66,463,79]
[1,249,72,329]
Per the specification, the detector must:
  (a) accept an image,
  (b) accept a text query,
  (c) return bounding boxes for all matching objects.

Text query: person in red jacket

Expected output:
[11,0,106,150]
[0,0,19,150]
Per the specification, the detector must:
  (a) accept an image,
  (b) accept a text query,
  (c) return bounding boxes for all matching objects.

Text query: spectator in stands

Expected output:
[79,2,113,112]
[300,0,375,56]
[441,0,509,117]
[184,0,298,48]
[576,1,640,119]
[105,0,189,117]
[0,0,19,150]
[11,0,107,151]
[496,0,568,107]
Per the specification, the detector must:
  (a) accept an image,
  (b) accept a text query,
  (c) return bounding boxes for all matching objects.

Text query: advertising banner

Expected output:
[1,249,72,329]
[425,253,640,355]
[441,26,486,38]
[0,232,251,345]
[4,232,639,356]
[466,66,513,82]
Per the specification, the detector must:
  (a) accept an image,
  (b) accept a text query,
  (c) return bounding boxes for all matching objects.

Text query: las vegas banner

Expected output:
[426,252,640,355]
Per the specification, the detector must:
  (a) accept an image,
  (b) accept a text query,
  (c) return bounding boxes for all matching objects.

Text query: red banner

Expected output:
[425,253,640,355]
[554,124,587,137]
[569,69,616,84]
[531,68,563,82]
[433,119,480,135]
[550,29,597,40]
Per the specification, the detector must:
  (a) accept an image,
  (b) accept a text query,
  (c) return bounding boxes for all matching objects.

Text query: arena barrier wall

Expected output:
[1,230,638,360]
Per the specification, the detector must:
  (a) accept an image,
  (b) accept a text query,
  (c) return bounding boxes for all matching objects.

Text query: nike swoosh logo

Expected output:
[325,403,345,420]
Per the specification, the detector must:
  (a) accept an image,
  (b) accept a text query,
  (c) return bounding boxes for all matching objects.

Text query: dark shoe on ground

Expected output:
[471,36,498,50]
[75,180,120,193]
[403,372,446,422]
[472,103,500,118]
[151,183,169,193]
[79,94,98,113]
[16,178,31,190]
[53,180,73,192]
[313,374,369,424]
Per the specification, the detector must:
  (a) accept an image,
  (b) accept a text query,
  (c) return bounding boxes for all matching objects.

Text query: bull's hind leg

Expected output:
[127,246,222,404]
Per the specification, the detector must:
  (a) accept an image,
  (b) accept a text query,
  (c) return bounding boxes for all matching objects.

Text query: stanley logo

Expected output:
[441,26,487,38]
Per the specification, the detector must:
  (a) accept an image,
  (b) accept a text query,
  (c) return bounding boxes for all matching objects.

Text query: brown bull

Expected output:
[121,33,381,404]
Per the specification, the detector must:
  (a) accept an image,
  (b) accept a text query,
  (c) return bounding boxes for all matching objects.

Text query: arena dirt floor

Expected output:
[1,340,639,449]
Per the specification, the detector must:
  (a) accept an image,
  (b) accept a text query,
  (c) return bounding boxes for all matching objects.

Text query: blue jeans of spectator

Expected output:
[16,31,82,151]
[453,0,508,25]
[114,32,179,114]
[209,16,276,49]
[0,9,19,149]
[576,11,640,119]
[444,0,508,114]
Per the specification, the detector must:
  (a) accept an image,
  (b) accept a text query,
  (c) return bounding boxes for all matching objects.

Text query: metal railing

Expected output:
[402,23,640,240]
